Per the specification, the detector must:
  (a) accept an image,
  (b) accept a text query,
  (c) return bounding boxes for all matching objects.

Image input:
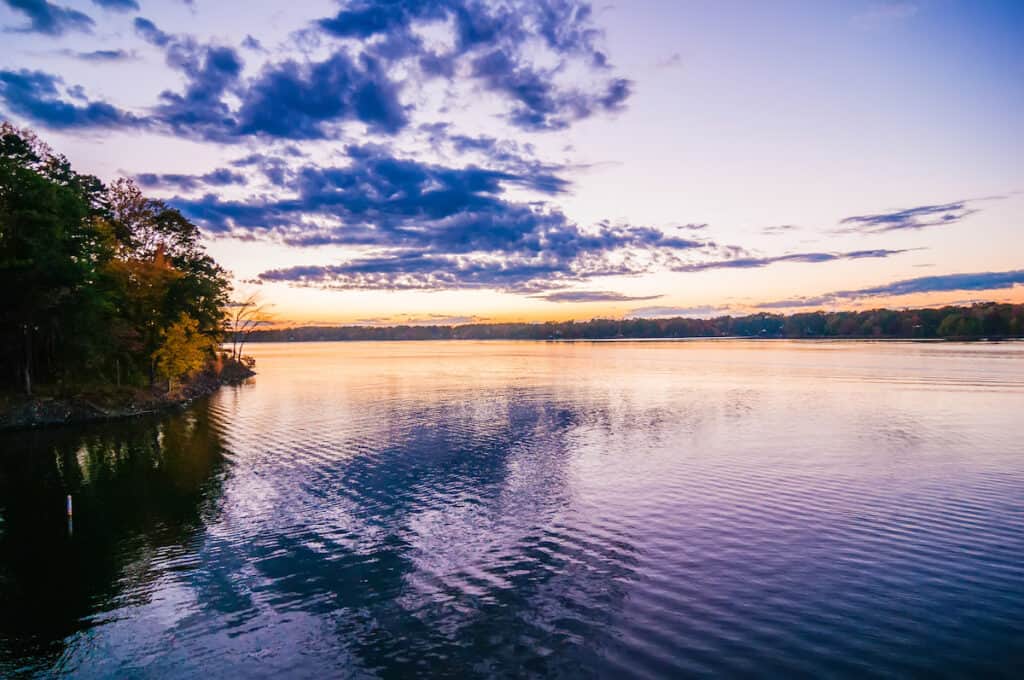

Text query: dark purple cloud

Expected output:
[757,269,1024,309]
[133,16,170,46]
[132,16,410,142]
[161,145,923,294]
[315,0,630,131]
[0,69,146,129]
[135,168,248,192]
[258,252,641,293]
[159,145,713,292]
[2,0,93,35]
[175,146,700,256]
[91,0,138,11]
[837,201,977,233]
[3,1,630,141]
[62,48,135,62]
[673,249,911,272]
[234,53,407,139]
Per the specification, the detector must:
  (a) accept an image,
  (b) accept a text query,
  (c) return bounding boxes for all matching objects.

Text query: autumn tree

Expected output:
[152,313,215,390]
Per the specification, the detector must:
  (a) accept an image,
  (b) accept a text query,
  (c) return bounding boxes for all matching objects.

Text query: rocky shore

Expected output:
[0,362,255,431]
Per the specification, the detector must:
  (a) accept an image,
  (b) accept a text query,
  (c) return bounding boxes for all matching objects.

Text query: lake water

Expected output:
[1,340,1023,677]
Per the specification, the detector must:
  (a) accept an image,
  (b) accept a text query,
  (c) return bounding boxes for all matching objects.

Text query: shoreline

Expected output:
[244,336,1024,344]
[0,366,255,432]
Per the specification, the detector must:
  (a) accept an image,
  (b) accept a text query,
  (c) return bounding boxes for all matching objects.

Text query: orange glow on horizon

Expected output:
[250,287,1024,328]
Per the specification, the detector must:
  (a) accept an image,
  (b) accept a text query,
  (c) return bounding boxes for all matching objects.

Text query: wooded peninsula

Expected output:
[0,124,250,427]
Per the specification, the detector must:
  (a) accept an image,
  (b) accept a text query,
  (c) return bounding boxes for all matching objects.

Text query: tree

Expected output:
[0,123,111,394]
[0,125,232,395]
[152,313,214,390]
[227,292,274,361]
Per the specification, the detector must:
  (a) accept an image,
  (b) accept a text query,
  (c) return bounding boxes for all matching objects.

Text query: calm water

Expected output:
[1,340,1023,677]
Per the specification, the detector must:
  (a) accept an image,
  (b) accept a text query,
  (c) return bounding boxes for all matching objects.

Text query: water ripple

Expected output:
[1,340,1023,677]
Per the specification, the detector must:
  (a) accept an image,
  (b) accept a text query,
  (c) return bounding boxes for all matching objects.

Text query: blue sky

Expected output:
[1,0,1021,324]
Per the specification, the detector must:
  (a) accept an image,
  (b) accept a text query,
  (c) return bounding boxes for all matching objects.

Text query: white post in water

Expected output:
[66,494,73,517]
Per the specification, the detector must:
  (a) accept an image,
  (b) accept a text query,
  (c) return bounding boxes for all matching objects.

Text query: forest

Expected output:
[0,123,232,397]
[249,303,1024,343]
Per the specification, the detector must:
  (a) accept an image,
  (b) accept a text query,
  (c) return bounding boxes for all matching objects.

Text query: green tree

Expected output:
[0,123,111,394]
[1,125,231,395]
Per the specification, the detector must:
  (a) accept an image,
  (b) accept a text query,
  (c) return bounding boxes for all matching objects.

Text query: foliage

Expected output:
[152,314,215,389]
[0,123,231,394]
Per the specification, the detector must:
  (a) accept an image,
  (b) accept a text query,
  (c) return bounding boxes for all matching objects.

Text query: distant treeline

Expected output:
[249,303,1024,343]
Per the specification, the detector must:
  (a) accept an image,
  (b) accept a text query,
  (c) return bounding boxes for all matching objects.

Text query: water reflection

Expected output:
[0,405,229,675]
[189,394,638,677]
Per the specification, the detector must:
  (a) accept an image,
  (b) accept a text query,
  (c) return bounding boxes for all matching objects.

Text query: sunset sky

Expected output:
[1,0,1021,325]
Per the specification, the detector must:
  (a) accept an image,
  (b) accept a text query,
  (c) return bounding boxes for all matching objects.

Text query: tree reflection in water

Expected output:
[0,401,229,675]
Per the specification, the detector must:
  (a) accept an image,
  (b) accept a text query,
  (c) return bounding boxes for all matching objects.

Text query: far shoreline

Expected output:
[243,303,1024,345]
[244,335,1024,343]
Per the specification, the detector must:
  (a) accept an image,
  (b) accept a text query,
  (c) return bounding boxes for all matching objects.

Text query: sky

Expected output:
[1,0,1022,326]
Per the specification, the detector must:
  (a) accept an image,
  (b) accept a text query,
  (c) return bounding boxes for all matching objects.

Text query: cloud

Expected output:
[761,224,799,235]
[166,146,715,293]
[133,18,252,141]
[174,145,601,246]
[241,34,263,51]
[135,168,248,191]
[310,0,632,132]
[837,201,977,233]
[234,52,407,139]
[133,16,170,46]
[228,152,289,186]
[673,248,912,272]
[2,0,93,35]
[163,144,931,295]
[5,2,630,140]
[535,290,662,303]
[90,0,138,11]
[157,140,937,294]
[132,17,408,142]
[182,156,711,290]
[256,253,630,293]
[470,48,630,131]
[171,145,922,295]
[59,48,136,62]
[628,305,730,319]
[442,132,568,191]
[757,269,1024,309]
[0,69,145,129]
[317,0,632,133]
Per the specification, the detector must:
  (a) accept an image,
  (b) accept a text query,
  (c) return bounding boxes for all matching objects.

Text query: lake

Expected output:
[2,340,1023,677]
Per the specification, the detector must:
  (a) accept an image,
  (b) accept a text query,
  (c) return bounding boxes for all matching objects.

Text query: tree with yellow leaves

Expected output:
[152,313,214,390]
